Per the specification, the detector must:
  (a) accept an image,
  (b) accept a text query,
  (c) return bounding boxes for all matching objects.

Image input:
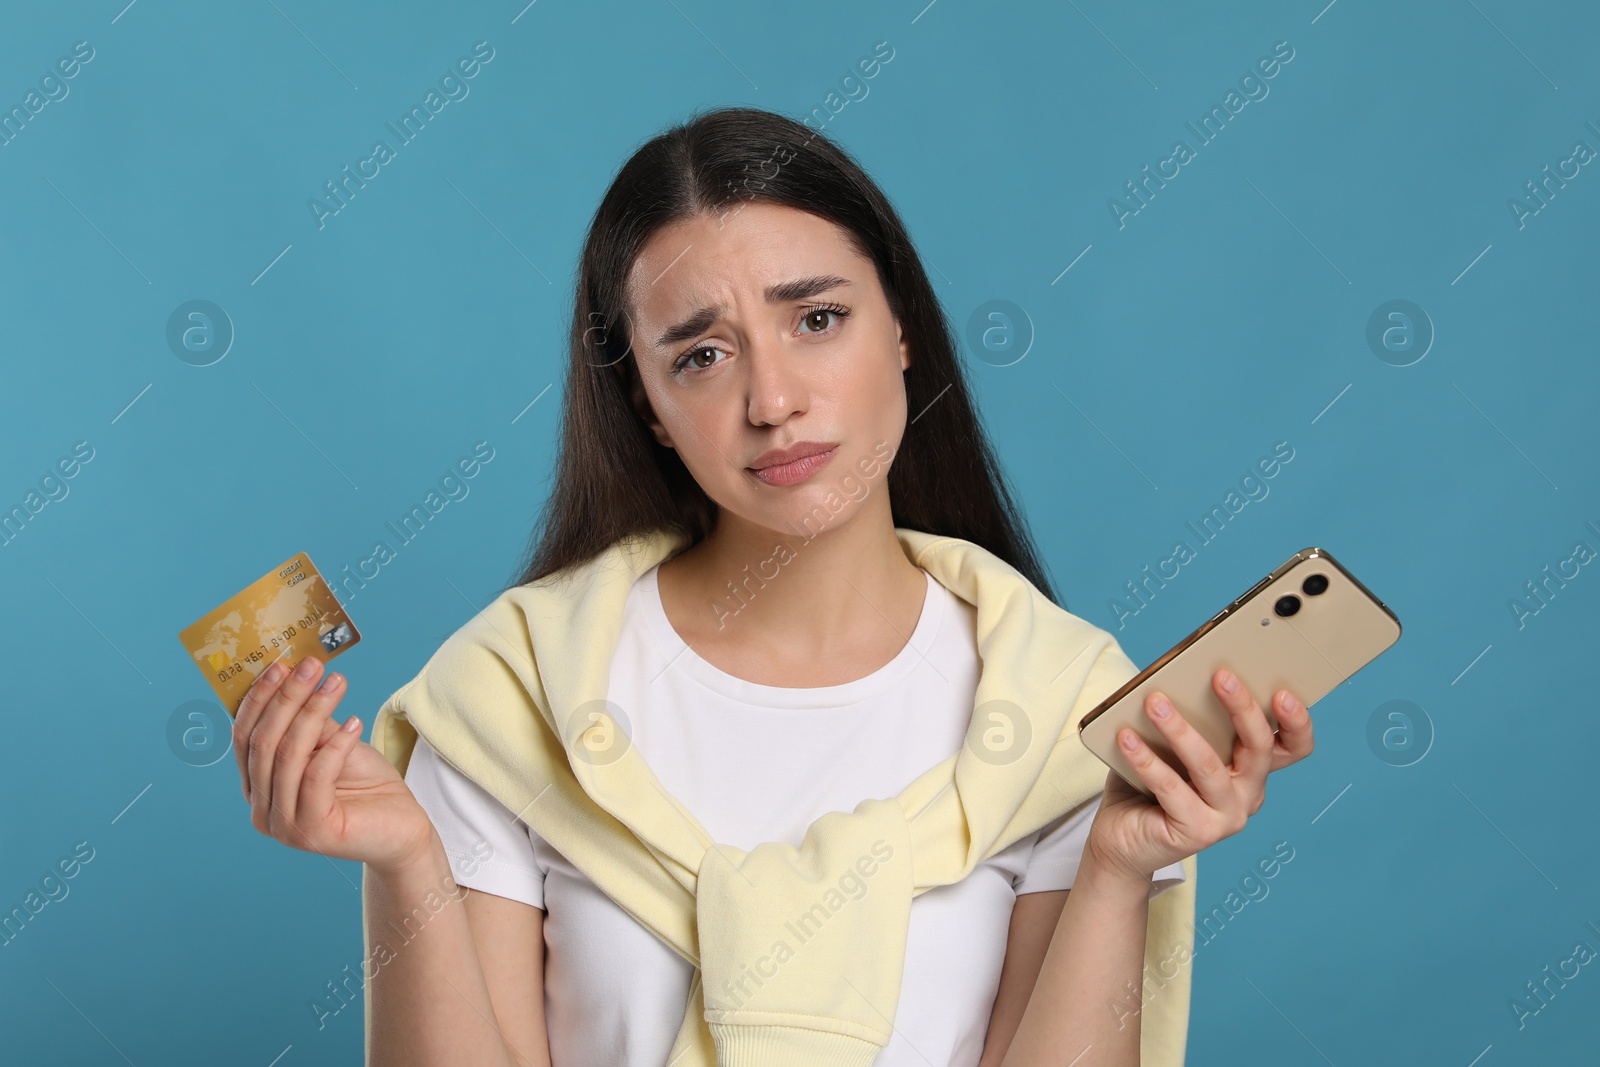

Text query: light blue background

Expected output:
[2,1,1596,1064]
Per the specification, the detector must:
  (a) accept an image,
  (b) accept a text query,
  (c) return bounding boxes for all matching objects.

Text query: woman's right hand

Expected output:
[234,654,438,874]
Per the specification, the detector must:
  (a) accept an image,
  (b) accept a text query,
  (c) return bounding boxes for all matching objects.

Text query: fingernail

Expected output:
[342,715,361,734]
[295,656,319,680]
[1150,694,1172,719]
[1121,729,1140,750]
[325,673,344,692]
[1282,691,1300,713]
[1220,671,1239,694]
[262,661,285,685]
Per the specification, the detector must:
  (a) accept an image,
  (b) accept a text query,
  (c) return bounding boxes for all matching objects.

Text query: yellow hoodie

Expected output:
[363,526,1197,1066]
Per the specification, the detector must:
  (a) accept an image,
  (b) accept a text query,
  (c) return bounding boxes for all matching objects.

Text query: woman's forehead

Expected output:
[626,208,870,326]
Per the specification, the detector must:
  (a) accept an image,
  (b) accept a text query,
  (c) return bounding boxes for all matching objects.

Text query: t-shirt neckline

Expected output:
[636,563,945,709]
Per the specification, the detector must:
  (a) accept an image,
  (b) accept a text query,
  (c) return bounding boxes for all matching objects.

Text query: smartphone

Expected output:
[1078,547,1401,797]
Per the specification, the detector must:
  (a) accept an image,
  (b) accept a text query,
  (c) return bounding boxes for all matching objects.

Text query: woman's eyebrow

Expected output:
[654,275,853,350]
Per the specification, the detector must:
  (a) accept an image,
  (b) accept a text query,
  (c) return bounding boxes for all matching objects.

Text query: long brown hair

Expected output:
[506,106,1065,607]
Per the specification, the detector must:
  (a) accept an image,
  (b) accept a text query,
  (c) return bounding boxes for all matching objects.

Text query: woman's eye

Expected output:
[676,346,724,373]
[672,307,848,376]
[800,308,845,334]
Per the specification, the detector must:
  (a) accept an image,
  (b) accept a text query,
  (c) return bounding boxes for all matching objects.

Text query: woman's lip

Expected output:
[748,445,838,487]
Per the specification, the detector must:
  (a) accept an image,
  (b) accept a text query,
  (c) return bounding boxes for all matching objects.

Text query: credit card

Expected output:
[178,552,361,717]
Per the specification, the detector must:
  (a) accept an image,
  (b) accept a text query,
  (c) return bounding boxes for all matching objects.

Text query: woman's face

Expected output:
[622,201,911,539]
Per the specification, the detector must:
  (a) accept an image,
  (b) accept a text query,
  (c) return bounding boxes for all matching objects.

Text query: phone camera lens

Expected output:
[1302,574,1329,597]
[1274,594,1301,617]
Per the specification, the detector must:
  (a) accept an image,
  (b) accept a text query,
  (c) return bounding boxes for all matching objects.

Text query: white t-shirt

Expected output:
[405,562,1185,1067]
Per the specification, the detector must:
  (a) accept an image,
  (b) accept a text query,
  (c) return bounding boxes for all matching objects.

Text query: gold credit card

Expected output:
[178,552,361,717]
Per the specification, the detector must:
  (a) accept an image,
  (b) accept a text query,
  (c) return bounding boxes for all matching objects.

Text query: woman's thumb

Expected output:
[300,715,363,822]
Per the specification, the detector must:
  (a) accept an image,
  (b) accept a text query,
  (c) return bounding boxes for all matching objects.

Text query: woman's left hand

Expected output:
[1086,667,1316,884]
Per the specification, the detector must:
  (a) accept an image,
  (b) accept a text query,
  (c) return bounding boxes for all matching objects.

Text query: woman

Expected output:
[233,106,1313,1067]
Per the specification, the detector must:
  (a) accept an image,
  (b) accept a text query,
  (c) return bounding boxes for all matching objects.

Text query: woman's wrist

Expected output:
[1079,840,1157,902]
[372,823,449,883]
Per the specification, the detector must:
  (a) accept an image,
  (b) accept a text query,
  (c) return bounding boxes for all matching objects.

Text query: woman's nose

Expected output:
[744,334,807,425]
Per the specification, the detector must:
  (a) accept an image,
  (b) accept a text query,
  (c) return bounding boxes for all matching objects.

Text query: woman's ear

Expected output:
[897,319,911,372]
[626,362,674,449]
